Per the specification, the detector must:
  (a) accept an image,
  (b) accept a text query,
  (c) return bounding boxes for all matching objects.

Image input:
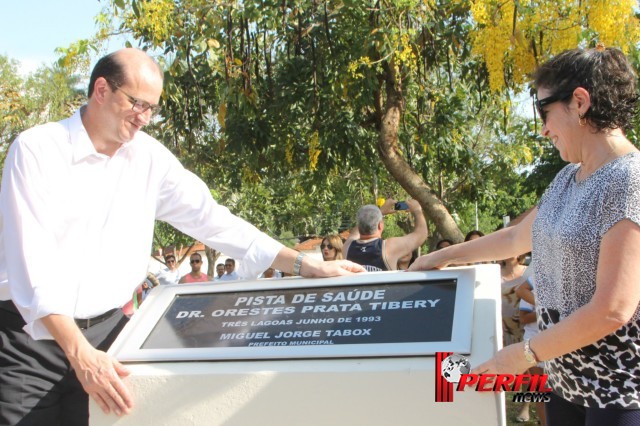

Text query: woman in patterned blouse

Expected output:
[410,45,640,425]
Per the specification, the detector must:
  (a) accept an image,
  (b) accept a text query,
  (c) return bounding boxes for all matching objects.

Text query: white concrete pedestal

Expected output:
[91,266,504,425]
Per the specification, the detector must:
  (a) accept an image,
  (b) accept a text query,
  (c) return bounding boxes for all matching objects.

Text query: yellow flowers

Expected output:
[470,0,639,92]
[588,0,639,53]
[282,131,322,171]
[241,164,261,184]
[308,131,321,171]
[347,56,372,79]
[217,103,226,130]
[347,31,416,81]
[285,141,294,165]
[397,33,417,71]
[125,0,176,47]
[470,0,512,92]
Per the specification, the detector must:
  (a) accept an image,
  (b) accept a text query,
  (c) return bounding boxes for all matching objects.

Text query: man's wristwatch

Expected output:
[524,339,539,365]
[293,252,306,276]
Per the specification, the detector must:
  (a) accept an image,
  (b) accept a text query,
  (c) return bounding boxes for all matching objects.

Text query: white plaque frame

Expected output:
[108,269,476,362]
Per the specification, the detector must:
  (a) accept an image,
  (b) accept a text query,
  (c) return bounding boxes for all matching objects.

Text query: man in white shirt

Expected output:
[0,48,363,425]
[219,258,239,281]
[155,254,180,285]
[213,263,225,281]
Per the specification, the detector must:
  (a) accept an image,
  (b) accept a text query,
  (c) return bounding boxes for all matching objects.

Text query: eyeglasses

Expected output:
[166,259,175,264]
[190,259,201,264]
[107,79,161,116]
[320,244,334,250]
[535,90,574,124]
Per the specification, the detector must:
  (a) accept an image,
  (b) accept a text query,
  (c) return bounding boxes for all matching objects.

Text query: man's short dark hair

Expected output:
[190,253,202,261]
[87,52,127,98]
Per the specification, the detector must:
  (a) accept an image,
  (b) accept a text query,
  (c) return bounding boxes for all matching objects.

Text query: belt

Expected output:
[1,300,119,330]
[74,308,120,329]
[0,299,21,315]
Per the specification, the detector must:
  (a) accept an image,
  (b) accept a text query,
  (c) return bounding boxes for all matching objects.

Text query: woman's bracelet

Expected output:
[293,252,306,276]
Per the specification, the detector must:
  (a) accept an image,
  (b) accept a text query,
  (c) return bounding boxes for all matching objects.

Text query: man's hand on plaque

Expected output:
[71,345,134,416]
[304,259,366,277]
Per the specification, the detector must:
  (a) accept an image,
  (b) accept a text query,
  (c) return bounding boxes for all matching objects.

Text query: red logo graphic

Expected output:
[435,352,455,402]
[435,352,552,403]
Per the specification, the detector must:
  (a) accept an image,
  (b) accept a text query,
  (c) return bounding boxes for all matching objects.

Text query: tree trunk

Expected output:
[377,62,464,243]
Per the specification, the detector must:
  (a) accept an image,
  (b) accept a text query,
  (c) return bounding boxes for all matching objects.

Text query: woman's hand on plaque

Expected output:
[408,252,451,271]
[470,342,532,376]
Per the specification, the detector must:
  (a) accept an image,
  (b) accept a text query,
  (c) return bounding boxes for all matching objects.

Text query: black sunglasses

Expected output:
[535,90,574,123]
[190,259,201,264]
[320,243,334,250]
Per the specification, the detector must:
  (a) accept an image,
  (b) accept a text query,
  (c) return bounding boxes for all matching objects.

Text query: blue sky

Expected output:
[0,0,105,74]
[0,1,534,116]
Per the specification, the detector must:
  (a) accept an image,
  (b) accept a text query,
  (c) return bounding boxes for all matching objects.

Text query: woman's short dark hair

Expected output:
[464,230,484,242]
[435,239,454,250]
[533,46,638,132]
[87,52,127,98]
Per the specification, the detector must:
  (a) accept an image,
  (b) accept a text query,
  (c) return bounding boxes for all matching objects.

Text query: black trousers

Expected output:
[0,301,129,426]
[546,391,640,425]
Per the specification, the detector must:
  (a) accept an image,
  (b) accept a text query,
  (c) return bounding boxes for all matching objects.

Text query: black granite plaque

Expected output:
[141,279,457,349]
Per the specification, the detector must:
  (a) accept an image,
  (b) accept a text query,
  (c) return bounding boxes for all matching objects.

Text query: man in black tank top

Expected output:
[344,199,428,271]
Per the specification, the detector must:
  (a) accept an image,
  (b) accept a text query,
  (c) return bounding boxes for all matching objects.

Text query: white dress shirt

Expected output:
[0,109,283,339]
[156,268,180,286]
[219,271,239,281]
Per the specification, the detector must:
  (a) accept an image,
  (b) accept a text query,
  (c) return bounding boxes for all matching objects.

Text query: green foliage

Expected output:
[0,56,25,157]
[0,55,86,175]
[95,0,609,248]
[24,64,86,121]
[13,0,618,255]
[3,0,632,256]
[628,47,640,149]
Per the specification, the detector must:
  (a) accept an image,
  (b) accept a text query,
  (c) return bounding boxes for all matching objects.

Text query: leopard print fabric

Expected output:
[532,152,640,409]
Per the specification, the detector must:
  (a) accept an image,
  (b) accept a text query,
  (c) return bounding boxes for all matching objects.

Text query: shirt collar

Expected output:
[68,106,131,162]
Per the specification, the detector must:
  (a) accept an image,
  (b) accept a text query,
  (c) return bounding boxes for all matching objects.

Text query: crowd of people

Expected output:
[1,44,638,426]
[146,196,431,289]
[150,252,273,289]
